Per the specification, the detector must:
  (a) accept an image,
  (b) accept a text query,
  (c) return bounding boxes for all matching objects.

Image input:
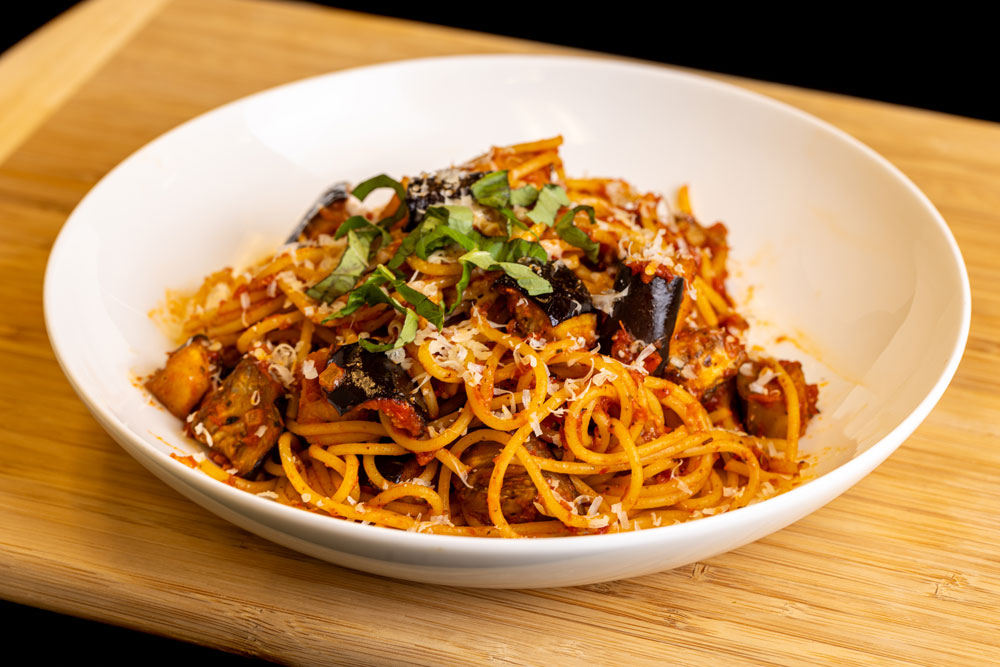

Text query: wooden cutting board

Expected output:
[1,0,998,664]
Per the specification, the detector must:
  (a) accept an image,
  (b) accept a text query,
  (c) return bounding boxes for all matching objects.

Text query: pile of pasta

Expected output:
[150,136,818,538]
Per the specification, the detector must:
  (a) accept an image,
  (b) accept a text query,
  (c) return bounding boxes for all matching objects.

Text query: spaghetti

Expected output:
[147,136,819,537]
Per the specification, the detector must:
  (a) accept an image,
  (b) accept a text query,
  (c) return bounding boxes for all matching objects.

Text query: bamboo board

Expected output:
[1,1,998,664]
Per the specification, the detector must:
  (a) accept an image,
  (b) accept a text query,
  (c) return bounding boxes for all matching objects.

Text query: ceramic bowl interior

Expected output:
[44,55,969,588]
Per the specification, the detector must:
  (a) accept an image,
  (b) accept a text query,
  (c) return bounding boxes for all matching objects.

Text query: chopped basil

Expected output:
[324,263,443,333]
[388,217,430,270]
[510,185,539,207]
[375,266,445,330]
[390,205,477,269]
[478,236,548,264]
[308,174,408,303]
[496,206,530,233]
[351,174,408,227]
[334,216,391,244]
[459,251,552,296]
[449,261,472,315]
[413,206,482,259]
[415,225,480,259]
[306,229,375,302]
[358,308,418,352]
[555,205,600,262]
[527,184,571,226]
[323,271,391,321]
[496,262,553,296]
[470,170,510,208]
[437,205,474,235]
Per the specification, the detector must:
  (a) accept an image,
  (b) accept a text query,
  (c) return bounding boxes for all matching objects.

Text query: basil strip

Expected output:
[496,262,552,296]
[323,272,391,321]
[413,206,482,259]
[375,266,445,330]
[309,174,408,303]
[555,205,600,262]
[438,205,474,235]
[470,170,510,208]
[497,206,530,233]
[448,262,472,315]
[359,308,419,352]
[444,235,544,313]
[388,217,431,270]
[415,226,480,259]
[510,185,539,207]
[305,229,374,302]
[498,237,548,263]
[459,251,553,296]
[351,174,409,227]
[335,216,391,244]
[527,184,571,226]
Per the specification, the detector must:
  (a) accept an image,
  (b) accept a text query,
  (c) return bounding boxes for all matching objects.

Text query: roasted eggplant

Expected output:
[286,181,350,243]
[189,357,284,475]
[317,342,428,436]
[736,359,819,438]
[495,260,596,338]
[405,169,484,229]
[455,437,574,525]
[598,264,685,375]
[664,328,747,400]
[146,336,215,419]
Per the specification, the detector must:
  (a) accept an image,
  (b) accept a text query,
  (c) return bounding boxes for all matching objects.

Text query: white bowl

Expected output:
[44,55,970,588]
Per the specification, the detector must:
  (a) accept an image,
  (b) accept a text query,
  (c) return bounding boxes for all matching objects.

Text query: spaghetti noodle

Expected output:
[147,136,819,537]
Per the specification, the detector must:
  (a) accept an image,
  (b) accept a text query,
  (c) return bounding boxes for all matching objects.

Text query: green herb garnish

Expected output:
[555,205,600,262]
[527,184,571,226]
[459,251,552,296]
[306,174,407,303]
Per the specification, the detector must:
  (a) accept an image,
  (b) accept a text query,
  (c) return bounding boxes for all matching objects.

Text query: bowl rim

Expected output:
[43,53,972,558]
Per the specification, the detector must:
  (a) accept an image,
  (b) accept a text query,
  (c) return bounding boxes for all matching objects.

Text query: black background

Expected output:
[0,1,992,663]
[3,2,994,122]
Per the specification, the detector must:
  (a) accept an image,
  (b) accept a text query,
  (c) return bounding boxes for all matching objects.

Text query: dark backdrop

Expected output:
[4,2,992,123]
[0,0,991,663]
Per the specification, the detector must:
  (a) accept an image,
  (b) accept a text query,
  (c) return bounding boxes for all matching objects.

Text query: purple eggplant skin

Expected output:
[322,342,428,423]
[494,260,596,327]
[405,170,484,229]
[286,181,350,243]
[598,264,685,375]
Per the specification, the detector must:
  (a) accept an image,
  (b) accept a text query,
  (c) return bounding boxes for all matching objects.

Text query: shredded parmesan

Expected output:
[193,422,213,447]
[749,368,778,394]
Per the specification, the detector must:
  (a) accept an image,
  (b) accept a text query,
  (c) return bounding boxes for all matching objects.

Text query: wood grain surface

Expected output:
[1,0,998,664]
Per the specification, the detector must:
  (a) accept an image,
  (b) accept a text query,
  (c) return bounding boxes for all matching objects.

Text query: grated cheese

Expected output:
[749,368,778,394]
[193,422,213,447]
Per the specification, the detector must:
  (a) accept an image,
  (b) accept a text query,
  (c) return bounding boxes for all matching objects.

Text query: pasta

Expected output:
[146,136,819,538]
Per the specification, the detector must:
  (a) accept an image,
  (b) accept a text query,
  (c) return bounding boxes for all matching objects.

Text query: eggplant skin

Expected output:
[598,264,684,374]
[189,357,284,475]
[405,170,484,229]
[318,343,427,435]
[736,360,819,439]
[495,260,596,333]
[286,181,350,243]
[455,438,574,525]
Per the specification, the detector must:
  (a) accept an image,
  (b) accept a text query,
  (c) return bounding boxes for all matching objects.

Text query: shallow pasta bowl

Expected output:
[43,55,970,588]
